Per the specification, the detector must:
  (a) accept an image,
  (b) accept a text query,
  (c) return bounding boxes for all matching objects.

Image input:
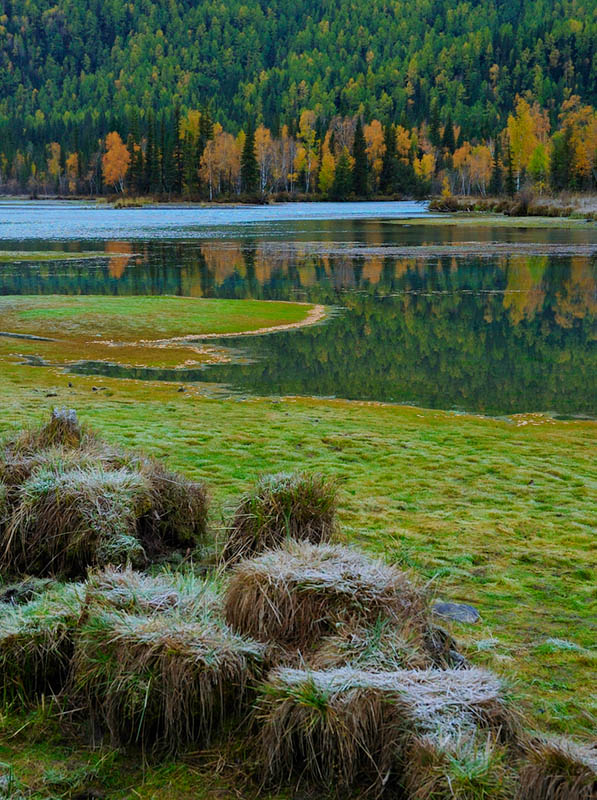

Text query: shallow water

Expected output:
[1,201,596,416]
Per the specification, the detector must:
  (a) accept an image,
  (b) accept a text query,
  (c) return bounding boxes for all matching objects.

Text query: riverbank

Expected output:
[429,192,597,220]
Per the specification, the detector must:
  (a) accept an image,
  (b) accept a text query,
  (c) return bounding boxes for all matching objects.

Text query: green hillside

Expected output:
[0,0,595,145]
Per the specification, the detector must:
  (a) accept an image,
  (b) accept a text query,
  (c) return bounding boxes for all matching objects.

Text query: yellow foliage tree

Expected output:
[363,120,384,188]
[65,152,79,193]
[413,152,435,183]
[507,97,549,188]
[318,134,336,195]
[297,110,319,192]
[102,132,130,192]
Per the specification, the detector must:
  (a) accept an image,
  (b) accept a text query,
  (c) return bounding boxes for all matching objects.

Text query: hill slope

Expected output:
[0,0,595,142]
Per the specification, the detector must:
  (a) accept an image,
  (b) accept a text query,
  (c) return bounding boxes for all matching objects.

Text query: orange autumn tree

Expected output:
[102,132,130,192]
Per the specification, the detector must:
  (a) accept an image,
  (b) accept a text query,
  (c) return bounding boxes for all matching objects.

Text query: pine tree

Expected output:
[429,100,441,147]
[379,124,398,194]
[352,117,369,196]
[550,125,573,191]
[441,114,456,153]
[173,104,183,195]
[144,112,158,193]
[332,147,353,199]
[489,138,503,195]
[505,141,516,197]
[241,122,259,194]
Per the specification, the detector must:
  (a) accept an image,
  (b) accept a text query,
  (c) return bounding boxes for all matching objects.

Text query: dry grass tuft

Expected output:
[222,472,337,563]
[0,412,209,577]
[257,666,518,795]
[0,582,83,702]
[2,466,152,576]
[518,736,597,800]
[225,541,429,648]
[82,565,219,619]
[309,617,436,671]
[403,731,515,800]
[139,460,209,552]
[16,407,86,451]
[71,605,265,753]
[257,668,414,795]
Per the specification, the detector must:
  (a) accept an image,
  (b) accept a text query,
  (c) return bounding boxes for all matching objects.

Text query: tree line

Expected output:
[2,94,596,199]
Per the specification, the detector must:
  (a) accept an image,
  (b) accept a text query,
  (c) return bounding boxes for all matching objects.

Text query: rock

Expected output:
[432,601,480,624]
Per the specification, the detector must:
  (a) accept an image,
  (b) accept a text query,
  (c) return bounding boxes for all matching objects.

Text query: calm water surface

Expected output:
[1,201,596,416]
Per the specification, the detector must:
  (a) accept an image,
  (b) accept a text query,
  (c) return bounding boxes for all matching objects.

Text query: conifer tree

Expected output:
[144,112,158,193]
[489,138,503,195]
[352,117,369,196]
[429,101,441,147]
[505,141,516,196]
[441,114,456,153]
[550,125,573,191]
[332,147,353,199]
[379,124,398,194]
[173,105,183,195]
[241,122,259,194]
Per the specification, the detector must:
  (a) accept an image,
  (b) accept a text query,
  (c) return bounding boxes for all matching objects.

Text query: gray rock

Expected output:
[432,601,480,624]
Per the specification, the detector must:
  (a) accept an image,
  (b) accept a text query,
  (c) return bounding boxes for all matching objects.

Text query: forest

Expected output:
[0,0,596,197]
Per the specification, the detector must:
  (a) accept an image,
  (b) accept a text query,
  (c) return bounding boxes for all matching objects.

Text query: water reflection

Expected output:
[1,229,596,416]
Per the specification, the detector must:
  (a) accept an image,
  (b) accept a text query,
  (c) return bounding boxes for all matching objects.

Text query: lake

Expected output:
[1,201,596,416]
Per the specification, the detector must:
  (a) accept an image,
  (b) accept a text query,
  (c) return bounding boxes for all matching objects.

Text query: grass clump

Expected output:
[403,732,515,800]
[71,604,265,753]
[0,411,209,577]
[82,565,218,619]
[257,668,414,794]
[0,582,83,702]
[518,736,597,800]
[225,540,429,649]
[222,471,337,563]
[256,666,516,795]
[139,460,208,552]
[310,616,437,671]
[2,466,152,576]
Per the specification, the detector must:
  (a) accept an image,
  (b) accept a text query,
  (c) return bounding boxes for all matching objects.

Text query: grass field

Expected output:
[0,295,321,369]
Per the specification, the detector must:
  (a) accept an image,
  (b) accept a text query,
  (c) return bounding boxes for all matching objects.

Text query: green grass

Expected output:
[0,357,595,797]
[0,295,321,369]
[0,295,318,341]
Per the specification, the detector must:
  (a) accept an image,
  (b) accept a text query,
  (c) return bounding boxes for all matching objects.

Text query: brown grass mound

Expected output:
[0,583,83,702]
[139,460,209,552]
[403,731,515,799]
[518,736,597,800]
[2,466,152,576]
[257,666,516,795]
[82,565,218,619]
[309,617,436,671]
[257,668,414,794]
[0,411,209,577]
[16,407,86,450]
[71,606,265,753]
[225,541,429,648]
[221,472,337,563]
